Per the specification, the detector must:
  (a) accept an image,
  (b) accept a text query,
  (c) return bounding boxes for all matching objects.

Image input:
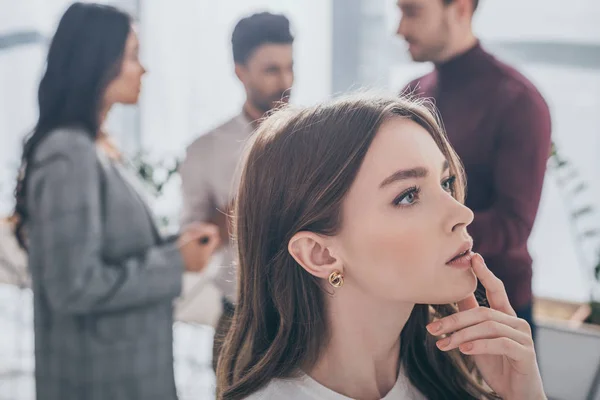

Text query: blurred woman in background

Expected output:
[217,94,545,400]
[13,3,219,399]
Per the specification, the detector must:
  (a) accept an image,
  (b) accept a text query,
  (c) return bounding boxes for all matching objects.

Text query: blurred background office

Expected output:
[1,1,600,399]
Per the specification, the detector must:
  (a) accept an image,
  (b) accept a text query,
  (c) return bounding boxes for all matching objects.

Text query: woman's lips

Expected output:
[446,250,474,268]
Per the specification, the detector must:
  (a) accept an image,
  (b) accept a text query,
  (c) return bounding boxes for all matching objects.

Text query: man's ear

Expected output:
[235,63,247,84]
[453,0,475,19]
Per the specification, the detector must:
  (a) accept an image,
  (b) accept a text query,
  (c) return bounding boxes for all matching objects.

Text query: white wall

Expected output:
[475,0,600,44]
[0,0,71,216]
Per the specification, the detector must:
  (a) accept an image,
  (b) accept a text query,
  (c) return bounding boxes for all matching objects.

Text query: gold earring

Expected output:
[328,270,344,288]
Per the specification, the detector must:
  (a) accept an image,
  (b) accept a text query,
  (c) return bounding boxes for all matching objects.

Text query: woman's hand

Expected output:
[427,253,546,400]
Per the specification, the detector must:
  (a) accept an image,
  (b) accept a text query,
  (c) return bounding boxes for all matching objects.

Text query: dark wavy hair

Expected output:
[231,12,294,65]
[13,2,131,248]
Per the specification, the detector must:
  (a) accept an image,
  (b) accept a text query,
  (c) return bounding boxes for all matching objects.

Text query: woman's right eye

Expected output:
[393,187,420,207]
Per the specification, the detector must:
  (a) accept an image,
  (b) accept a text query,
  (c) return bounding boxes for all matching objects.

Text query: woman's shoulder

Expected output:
[33,126,95,163]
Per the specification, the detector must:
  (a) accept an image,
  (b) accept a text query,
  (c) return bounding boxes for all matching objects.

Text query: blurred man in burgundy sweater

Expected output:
[398,0,551,332]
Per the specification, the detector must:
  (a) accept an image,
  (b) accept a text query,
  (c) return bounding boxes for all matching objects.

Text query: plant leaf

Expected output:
[581,229,600,239]
[571,182,587,195]
[564,169,579,181]
[572,206,593,219]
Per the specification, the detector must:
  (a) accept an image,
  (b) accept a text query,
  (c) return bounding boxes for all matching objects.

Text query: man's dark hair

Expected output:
[443,0,480,12]
[231,12,294,65]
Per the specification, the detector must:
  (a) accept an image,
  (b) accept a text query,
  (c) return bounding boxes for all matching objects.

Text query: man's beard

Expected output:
[252,91,291,114]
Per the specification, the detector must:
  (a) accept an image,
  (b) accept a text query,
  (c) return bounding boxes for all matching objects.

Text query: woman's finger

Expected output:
[427,306,531,337]
[472,253,516,317]
[458,337,534,364]
[435,320,533,352]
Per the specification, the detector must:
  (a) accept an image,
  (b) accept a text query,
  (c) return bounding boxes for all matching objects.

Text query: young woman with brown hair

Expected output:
[217,94,545,400]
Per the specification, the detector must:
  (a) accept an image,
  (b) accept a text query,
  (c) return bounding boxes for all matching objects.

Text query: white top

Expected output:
[244,370,427,400]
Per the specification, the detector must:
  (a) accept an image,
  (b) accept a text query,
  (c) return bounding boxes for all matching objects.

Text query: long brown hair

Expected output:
[217,94,499,400]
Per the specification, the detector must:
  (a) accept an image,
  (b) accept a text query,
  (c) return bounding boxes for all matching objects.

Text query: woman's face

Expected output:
[333,117,477,305]
[104,28,145,106]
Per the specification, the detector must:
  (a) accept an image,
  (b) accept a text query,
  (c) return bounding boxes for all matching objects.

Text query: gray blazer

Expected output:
[26,128,184,400]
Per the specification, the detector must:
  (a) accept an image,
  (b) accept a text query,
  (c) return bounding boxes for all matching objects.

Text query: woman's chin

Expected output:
[453,270,478,302]
[433,270,478,305]
[117,91,141,105]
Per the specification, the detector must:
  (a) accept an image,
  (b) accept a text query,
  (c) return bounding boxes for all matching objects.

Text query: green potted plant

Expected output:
[129,151,181,230]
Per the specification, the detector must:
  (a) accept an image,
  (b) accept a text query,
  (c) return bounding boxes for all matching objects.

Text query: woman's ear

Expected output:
[288,231,342,279]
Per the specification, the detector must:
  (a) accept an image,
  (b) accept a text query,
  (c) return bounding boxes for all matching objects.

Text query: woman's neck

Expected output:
[100,103,112,127]
[96,132,122,161]
[97,103,122,161]
[308,289,414,400]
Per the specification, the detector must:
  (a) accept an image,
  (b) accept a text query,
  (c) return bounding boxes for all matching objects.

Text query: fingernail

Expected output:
[436,337,451,349]
[426,322,442,334]
[460,342,473,352]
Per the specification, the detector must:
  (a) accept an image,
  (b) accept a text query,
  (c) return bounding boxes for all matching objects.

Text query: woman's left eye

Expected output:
[442,176,456,193]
